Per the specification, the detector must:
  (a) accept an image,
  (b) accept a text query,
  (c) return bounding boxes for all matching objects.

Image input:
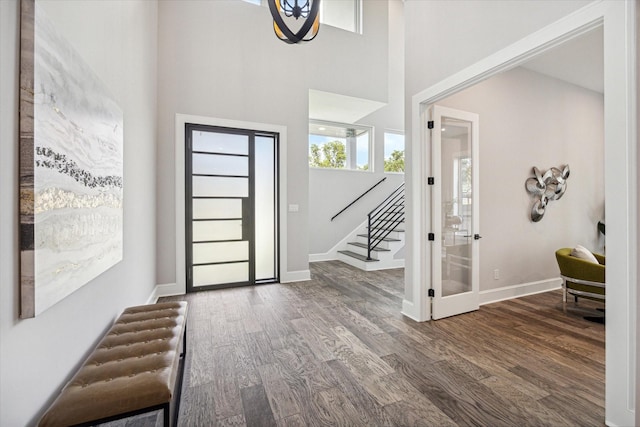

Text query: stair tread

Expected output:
[347,242,391,251]
[368,227,405,232]
[357,234,401,242]
[338,250,379,262]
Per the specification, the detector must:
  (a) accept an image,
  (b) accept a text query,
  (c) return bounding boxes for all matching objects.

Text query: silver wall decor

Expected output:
[525,165,570,222]
[19,0,123,317]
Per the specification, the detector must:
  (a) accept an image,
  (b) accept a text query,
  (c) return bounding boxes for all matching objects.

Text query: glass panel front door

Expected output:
[186,125,278,291]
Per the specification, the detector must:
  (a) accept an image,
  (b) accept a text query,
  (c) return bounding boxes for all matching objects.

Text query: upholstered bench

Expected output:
[39,301,188,427]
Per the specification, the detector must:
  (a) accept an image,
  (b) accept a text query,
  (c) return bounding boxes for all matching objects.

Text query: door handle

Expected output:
[474,234,482,240]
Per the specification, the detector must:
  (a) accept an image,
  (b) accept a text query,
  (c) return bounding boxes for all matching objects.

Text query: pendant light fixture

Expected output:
[267,0,320,44]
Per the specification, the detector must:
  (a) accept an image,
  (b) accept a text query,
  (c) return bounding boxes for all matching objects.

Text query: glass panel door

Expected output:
[186,125,278,291]
[430,105,480,320]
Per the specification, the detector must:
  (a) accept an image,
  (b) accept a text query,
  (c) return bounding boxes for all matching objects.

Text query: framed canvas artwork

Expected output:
[19,0,123,318]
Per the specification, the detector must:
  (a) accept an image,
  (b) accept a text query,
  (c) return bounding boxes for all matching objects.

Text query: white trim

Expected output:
[146,287,159,305]
[407,2,636,424]
[412,3,605,106]
[336,252,404,271]
[401,299,421,321]
[309,253,336,263]
[280,270,311,283]
[146,283,184,305]
[479,278,562,306]
[175,114,289,294]
[149,283,183,303]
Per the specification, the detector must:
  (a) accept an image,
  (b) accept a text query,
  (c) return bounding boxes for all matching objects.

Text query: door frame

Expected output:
[175,114,289,295]
[429,105,480,320]
[404,2,636,425]
[184,123,280,292]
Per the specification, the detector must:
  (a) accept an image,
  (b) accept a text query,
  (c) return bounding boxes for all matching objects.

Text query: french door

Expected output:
[185,124,279,292]
[429,105,480,319]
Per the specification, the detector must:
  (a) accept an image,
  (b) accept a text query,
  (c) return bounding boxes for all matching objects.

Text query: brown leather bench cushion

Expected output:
[39,301,188,427]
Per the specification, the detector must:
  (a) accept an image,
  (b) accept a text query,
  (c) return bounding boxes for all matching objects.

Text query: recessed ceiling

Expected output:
[521,26,603,94]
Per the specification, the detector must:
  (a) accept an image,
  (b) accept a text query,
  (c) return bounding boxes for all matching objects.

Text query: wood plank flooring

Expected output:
[119,261,605,426]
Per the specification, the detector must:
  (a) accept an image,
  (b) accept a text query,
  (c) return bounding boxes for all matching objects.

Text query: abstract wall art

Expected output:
[525,165,570,222]
[19,0,123,318]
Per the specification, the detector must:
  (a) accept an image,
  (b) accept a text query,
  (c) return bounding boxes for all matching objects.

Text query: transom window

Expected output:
[321,0,361,34]
[309,120,371,171]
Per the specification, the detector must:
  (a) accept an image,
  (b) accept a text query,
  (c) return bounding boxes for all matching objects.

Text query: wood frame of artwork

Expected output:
[19,0,124,318]
[19,0,36,318]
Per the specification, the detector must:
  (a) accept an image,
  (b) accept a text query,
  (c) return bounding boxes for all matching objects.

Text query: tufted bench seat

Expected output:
[39,301,188,427]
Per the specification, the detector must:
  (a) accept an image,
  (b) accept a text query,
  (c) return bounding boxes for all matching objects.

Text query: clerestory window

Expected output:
[321,0,361,34]
[383,131,405,173]
[309,120,372,171]
[244,0,362,35]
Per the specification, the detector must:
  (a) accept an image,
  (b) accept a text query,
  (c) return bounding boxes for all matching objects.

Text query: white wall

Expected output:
[309,0,405,255]
[156,0,390,284]
[403,0,593,303]
[0,1,158,425]
[439,67,604,292]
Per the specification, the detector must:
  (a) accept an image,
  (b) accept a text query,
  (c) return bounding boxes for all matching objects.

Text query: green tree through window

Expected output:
[309,140,346,168]
[384,149,405,172]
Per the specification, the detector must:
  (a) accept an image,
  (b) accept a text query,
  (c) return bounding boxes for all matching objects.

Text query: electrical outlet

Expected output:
[493,269,500,280]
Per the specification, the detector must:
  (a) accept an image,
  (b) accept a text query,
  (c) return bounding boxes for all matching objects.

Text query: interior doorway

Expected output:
[406,3,636,424]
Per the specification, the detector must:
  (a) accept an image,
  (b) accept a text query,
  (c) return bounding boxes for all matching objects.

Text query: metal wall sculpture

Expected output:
[525,165,570,222]
[19,0,123,317]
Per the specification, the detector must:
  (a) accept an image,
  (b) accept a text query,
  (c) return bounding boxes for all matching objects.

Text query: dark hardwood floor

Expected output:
[119,261,605,426]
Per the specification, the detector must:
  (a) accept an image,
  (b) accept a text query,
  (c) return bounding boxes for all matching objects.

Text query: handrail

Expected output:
[368,182,404,216]
[367,183,405,260]
[331,177,387,221]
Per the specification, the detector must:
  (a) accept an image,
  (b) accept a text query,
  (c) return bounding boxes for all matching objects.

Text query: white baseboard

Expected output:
[147,283,184,303]
[401,299,425,322]
[146,286,160,304]
[309,253,336,262]
[280,270,311,283]
[479,277,562,306]
[147,272,311,303]
[401,278,561,322]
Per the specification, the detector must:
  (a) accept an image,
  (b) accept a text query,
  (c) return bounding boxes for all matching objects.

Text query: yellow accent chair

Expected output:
[555,247,605,304]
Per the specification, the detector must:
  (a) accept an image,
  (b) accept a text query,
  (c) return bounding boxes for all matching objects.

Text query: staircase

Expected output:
[337,183,405,271]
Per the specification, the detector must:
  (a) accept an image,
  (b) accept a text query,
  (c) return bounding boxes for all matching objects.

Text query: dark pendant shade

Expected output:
[267,0,320,44]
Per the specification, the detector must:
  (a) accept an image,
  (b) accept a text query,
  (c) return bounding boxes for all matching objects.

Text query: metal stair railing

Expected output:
[366,183,405,260]
[331,177,387,222]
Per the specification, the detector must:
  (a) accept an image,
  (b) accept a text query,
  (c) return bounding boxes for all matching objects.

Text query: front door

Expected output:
[185,124,279,292]
[429,105,480,319]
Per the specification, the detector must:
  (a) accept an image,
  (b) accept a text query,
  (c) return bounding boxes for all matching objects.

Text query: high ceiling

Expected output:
[310,27,604,125]
[521,26,603,94]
